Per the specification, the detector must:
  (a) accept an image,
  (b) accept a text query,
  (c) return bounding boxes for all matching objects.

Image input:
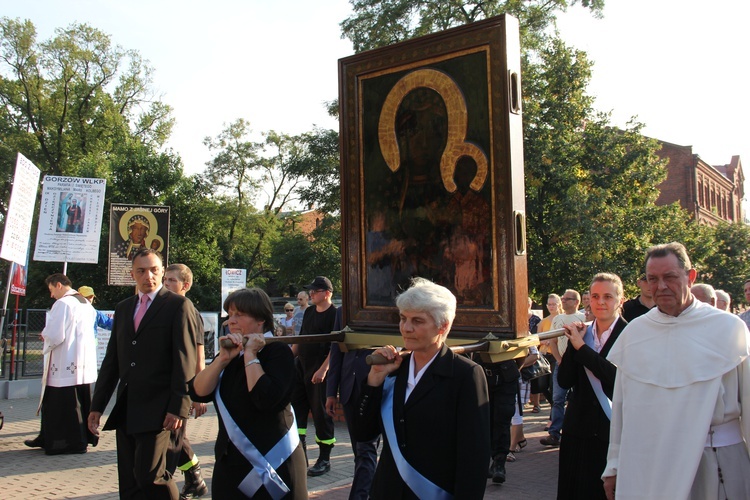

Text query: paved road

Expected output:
[0,395,558,499]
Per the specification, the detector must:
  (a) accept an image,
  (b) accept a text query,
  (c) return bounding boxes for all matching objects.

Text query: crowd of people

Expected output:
[22,241,750,499]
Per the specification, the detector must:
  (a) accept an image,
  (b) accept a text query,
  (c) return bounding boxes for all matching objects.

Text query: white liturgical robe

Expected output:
[604,299,750,499]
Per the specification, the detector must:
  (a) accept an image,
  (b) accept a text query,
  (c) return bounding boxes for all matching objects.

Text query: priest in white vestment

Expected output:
[603,242,750,500]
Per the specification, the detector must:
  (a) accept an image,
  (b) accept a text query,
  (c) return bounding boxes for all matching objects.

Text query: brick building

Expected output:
[281,208,325,235]
[655,141,744,225]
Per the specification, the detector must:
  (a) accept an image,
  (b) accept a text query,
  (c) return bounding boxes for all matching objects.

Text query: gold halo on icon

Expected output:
[118,209,158,241]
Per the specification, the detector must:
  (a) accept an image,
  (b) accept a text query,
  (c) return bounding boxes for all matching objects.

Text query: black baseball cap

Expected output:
[304,276,333,292]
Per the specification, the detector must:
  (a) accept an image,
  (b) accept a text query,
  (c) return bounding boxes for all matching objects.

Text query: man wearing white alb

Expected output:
[603,242,750,500]
[25,274,98,455]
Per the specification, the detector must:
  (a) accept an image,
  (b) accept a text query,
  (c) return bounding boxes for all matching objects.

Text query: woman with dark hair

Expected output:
[556,273,627,499]
[189,288,307,499]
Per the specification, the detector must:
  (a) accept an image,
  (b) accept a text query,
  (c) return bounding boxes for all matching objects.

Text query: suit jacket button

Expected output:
[131,362,136,367]
[132,340,137,345]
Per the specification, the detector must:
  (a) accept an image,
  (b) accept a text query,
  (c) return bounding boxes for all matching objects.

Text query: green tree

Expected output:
[0,18,182,309]
[288,127,341,214]
[203,118,263,252]
[341,0,604,53]
[270,215,343,294]
[0,18,173,215]
[695,222,750,306]
[203,120,340,288]
[522,37,697,298]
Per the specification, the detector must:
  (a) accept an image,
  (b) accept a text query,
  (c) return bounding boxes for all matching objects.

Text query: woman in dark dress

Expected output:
[556,273,627,499]
[189,288,307,499]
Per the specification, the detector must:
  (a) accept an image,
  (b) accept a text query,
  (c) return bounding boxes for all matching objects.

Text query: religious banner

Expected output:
[338,15,528,337]
[221,268,246,315]
[9,262,28,296]
[108,204,170,286]
[33,175,107,263]
[1,153,41,265]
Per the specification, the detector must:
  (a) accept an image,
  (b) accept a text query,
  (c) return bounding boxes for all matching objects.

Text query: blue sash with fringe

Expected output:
[583,326,612,419]
[381,376,453,500]
[216,370,299,499]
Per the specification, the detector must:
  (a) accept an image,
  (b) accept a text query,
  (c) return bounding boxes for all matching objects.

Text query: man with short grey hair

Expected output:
[603,242,750,499]
[691,283,717,307]
[716,290,731,311]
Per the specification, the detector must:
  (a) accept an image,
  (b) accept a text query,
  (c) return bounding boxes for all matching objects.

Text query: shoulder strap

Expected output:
[381,376,453,499]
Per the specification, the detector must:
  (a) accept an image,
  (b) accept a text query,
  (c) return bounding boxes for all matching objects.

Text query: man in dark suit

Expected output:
[88,249,200,499]
[325,306,379,500]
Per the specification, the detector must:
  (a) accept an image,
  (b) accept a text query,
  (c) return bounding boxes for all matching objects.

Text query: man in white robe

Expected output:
[25,273,98,454]
[603,242,750,500]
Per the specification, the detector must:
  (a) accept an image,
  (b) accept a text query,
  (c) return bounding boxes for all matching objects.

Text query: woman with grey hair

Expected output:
[353,277,490,499]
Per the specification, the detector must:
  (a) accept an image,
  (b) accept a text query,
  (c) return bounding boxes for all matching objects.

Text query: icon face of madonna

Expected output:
[130,222,148,244]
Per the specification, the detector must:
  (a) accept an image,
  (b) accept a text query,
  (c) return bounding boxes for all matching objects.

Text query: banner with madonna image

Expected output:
[108,204,170,286]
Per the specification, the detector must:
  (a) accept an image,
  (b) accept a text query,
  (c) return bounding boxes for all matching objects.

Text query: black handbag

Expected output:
[520,354,551,381]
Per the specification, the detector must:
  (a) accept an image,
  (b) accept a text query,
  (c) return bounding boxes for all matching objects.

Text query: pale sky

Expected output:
[4,0,749,196]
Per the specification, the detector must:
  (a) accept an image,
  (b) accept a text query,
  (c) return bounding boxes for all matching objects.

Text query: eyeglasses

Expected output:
[285,309,294,312]
[561,297,577,301]
[309,289,326,295]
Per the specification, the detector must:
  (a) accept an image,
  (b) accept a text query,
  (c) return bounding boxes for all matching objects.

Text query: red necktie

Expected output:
[134,294,150,331]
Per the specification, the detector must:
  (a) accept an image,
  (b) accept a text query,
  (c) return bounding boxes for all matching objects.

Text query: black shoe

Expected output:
[491,461,506,484]
[307,458,331,477]
[180,463,208,499]
[24,436,43,448]
[540,434,560,447]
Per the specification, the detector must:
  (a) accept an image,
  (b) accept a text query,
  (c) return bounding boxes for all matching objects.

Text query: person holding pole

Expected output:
[353,277,489,499]
[555,273,627,499]
[189,288,307,498]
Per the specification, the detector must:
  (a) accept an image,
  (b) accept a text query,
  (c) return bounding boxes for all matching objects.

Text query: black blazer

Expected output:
[92,287,200,434]
[352,344,490,499]
[189,342,307,499]
[326,307,373,406]
[557,316,627,442]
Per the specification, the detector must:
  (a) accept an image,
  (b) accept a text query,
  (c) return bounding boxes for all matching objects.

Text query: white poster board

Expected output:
[33,175,106,263]
[221,268,247,315]
[200,312,220,362]
[0,153,41,264]
[95,310,115,370]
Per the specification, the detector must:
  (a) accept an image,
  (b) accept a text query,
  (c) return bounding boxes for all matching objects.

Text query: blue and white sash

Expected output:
[381,376,453,500]
[216,371,299,499]
[583,326,612,420]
